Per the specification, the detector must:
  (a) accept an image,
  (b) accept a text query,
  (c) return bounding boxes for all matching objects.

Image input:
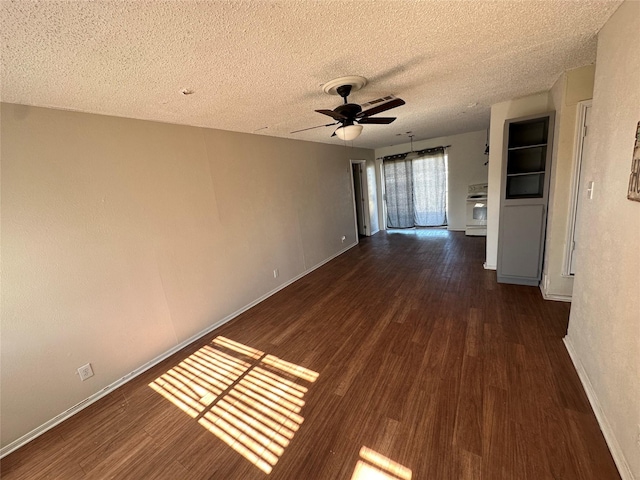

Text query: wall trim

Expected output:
[483,262,496,270]
[0,242,358,459]
[563,336,634,480]
[540,284,572,302]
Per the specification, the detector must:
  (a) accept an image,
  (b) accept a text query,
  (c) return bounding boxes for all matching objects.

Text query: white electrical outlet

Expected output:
[341,235,346,243]
[78,363,94,381]
[273,268,279,279]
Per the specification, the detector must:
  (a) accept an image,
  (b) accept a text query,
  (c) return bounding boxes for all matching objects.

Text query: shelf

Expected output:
[507,145,547,175]
[506,173,544,199]
[507,143,547,151]
[507,171,545,177]
[508,118,550,149]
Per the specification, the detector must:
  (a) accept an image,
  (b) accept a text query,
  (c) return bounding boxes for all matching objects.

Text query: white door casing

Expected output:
[565,101,592,276]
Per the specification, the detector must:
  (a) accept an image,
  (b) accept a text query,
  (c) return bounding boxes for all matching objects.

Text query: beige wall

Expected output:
[0,103,373,448]
[565,1,640,478]
[543,65,595,300]
[485,92,552,269]
[375,129,489,232]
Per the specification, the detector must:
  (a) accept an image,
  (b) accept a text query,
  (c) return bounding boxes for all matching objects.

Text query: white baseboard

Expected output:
[0,242,357,459]
[483,262,496,270]
[540,284,572,302]
[563,337,634,480]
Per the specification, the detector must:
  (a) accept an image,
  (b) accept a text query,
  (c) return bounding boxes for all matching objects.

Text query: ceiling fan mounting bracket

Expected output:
[322,76,368,96]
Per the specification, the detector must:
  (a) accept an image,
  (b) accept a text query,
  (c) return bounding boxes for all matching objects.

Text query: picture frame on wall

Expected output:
[628,121,640,202]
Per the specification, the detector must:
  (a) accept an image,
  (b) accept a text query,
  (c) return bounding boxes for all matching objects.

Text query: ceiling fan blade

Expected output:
[316,109,348,121]
[290,122,338,134]
[358,117,396,124]
[358,98,406,118]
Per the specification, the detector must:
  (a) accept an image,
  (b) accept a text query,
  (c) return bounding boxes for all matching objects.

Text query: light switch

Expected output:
[587,181,595,199]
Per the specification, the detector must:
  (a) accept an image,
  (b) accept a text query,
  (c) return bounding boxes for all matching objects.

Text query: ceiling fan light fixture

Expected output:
[335,124,363,141]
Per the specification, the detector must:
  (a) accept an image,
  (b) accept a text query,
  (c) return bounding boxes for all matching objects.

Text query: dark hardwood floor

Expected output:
[1,230,620,479]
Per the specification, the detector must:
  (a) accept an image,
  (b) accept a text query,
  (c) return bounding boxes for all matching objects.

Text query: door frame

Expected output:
[350,159,370,241]
[564,100,592,276]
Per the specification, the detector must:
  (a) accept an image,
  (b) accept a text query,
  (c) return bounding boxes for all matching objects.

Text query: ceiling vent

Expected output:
[359,95,399,111]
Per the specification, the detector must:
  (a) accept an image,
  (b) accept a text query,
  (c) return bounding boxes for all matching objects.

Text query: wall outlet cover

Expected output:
[78,363,94,381]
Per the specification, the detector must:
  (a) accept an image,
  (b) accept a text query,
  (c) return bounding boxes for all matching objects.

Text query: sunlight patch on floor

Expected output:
[351,446,412,480]
[149,336,318,474]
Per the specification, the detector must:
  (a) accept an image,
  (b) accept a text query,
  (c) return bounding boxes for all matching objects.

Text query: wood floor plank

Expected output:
[544,337,593,413]
[0,427,89,480]
[464,307,483,357]
[0,432,69,477]
[565,409,621,479]
[482,385,512,480]
[454,354,484,457]
[82,429,158,478]
[459,448,482,480]
[1,231,621,480]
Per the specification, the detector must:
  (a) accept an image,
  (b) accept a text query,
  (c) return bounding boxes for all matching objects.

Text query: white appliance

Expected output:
[466,183,488,236]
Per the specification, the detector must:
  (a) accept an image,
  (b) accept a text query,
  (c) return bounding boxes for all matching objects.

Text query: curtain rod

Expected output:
[378,144,451,162]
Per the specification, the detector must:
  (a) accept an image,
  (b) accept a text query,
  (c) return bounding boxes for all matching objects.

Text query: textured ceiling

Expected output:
[1,1,621,149]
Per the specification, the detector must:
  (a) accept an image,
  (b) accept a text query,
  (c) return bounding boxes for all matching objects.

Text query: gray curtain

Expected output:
[383,157,414,228]
[384,148,447,228]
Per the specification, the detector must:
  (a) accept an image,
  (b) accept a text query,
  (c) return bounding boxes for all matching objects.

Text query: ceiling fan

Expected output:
[291,76,405,141]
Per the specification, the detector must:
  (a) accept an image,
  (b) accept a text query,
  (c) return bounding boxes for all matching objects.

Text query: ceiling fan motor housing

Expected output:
[334,103,362,120]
